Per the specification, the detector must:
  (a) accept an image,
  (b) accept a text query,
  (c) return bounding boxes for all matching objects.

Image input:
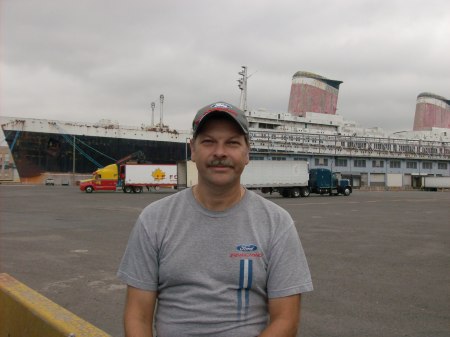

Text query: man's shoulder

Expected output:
[143,188,191,214]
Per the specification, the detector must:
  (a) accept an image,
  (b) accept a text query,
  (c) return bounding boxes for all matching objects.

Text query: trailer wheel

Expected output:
[343,187,351,196]
[85,186,93,193]
[133,186,143,193]
[123,185,133,193]
[261,187,271,194]
[291,188,301,198]
[300,187,310,197]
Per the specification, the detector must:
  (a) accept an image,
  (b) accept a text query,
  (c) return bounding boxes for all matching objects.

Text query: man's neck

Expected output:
[193,184,245,211]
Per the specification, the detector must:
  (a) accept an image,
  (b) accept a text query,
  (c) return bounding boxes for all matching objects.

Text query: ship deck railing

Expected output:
[249,131,450,160]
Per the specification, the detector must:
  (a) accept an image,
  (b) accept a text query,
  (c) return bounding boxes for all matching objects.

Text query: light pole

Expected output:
[159,94,164,127]
[72,135,76,185]
[151,102,156,126]
[238,66,247,111]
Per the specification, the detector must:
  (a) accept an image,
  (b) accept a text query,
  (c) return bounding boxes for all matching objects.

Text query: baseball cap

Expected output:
[192,102,249,137]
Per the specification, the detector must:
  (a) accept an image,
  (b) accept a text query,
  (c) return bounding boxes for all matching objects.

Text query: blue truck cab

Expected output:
[308,168,352,196]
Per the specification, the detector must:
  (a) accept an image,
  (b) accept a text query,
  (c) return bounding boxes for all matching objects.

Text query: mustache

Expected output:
[207,159,233,167]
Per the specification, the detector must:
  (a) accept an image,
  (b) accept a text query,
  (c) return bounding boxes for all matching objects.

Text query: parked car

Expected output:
[45,178,55,186]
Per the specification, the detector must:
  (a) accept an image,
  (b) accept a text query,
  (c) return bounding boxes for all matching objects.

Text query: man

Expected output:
[117,102,313,337]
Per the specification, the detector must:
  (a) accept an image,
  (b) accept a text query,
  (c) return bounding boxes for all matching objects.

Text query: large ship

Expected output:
[1,118,191,183]
[2,69,450,188]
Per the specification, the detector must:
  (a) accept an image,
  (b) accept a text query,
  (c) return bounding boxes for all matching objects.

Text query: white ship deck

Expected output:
[2,114,450,161]
[1,117,192,144]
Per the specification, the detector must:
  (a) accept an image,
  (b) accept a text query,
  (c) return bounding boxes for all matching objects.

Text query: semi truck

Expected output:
[308,168,352,196]
[177,160,352,197]
[79,151,177,193]
[421,176,450,191]
[79,163,178,193]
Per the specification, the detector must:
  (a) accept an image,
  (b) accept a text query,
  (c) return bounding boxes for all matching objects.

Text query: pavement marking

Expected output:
[90,206,144,212]
[108,284,126,291]
[43,276,84,292]
[87,277,127,293]
[391,198,442,202]
[286,197,447,207]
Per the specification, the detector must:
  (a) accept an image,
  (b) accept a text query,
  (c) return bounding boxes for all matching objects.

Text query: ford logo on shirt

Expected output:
[236,244,258,252]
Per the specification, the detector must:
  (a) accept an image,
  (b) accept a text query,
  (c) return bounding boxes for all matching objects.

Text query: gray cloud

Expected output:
[1,0,449,132]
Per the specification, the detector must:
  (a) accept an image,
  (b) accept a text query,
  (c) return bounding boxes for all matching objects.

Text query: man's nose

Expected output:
[213,143,227,157]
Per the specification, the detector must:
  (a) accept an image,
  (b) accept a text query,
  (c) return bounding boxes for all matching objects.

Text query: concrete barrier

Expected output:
[0,273,112,337]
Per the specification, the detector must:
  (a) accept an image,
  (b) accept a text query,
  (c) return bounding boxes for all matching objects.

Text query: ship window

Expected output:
[406,161,417,169]
[389,160,401,168]
[372,160,384,168]
[422,162,432,169]
[354,159,366,168]
[315,158,328,166]
[335,159,347,167]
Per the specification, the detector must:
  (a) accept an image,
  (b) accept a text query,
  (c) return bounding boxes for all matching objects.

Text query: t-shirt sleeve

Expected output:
[116,214,159,291]
[266,220,313,298]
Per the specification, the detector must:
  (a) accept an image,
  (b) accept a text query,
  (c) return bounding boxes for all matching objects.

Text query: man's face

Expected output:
[190,116,249,189]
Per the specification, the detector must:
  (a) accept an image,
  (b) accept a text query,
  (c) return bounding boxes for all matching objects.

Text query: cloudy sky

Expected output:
[1,0,449,133]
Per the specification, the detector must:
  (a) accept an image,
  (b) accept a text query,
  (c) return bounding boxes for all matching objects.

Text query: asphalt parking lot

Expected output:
[0,185,449,337]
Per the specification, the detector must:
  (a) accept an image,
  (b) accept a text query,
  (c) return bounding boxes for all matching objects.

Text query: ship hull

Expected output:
[4,130,189,178]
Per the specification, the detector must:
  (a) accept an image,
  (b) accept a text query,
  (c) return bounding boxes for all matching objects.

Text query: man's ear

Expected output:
[245,148,250,165]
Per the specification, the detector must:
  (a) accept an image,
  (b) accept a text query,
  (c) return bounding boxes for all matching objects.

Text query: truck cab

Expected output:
[308,168,352,196]
[79,164,119,193]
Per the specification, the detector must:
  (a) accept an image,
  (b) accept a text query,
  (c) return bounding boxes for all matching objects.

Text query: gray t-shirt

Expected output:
[117,188,313,337]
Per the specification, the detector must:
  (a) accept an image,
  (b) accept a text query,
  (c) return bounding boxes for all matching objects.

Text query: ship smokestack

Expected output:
[288,71,343,116]
[413,92,450,131]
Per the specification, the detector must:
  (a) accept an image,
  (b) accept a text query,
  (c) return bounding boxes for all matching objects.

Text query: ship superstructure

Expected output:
[247,108,449,160]
[240,69,450,189]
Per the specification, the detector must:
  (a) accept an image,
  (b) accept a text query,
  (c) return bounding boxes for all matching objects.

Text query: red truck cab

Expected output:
[79,164,118,193]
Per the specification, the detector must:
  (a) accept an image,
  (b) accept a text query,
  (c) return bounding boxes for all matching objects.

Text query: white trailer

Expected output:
[241,160,309,196]
[422,176,450,191]
[122,164,177,192]
[177,160,310,197]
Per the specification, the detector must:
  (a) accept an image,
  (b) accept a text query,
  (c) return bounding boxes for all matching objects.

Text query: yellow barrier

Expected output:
[0,273,112,337]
